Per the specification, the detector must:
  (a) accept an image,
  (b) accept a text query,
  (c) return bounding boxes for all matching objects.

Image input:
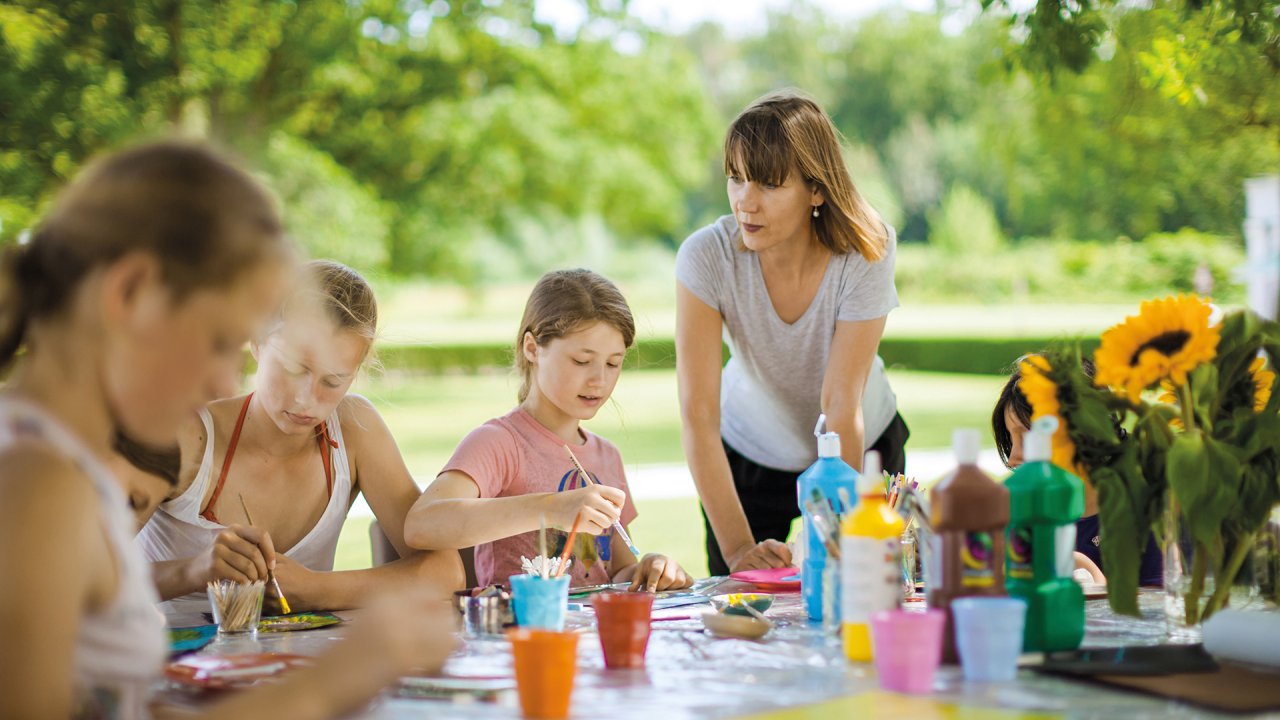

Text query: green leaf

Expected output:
[1167,433,1238,548]
[1094,465,1142,616]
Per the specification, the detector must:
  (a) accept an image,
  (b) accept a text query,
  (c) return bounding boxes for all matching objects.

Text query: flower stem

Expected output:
[1186,541,1208,626]
[1204,535,1256,622]
[1178,382,1197,432]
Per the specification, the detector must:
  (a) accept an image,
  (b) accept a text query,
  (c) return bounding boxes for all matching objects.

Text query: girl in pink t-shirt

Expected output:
[406,269,693,591]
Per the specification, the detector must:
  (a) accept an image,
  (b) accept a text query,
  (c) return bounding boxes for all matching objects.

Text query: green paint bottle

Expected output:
[1005,417,1086,652]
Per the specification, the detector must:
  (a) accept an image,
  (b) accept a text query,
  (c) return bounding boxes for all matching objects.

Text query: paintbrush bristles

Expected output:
[208,579,265,632]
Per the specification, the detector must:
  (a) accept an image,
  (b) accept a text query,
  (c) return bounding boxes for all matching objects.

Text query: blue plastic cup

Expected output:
[509,574,571,631]
[951,597,1027,682]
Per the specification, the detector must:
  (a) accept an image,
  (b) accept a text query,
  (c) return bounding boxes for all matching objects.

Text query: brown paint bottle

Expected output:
[927,428,1010,663]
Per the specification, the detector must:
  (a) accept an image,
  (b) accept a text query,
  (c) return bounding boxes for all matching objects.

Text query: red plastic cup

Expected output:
[508,628,579,718]
[869,608,946,694]
[592,591,654,669]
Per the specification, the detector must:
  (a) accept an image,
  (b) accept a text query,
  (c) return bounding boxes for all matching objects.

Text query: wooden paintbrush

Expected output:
[554,511,582,579]
[238,493,292,614]
[562,444,641,558]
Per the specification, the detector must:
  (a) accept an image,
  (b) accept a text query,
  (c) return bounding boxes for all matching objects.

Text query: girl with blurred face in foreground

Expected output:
[0,142,455,719]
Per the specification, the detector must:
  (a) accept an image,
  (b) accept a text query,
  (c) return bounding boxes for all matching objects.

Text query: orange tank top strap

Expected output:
[200,393,254,524]
[315,421,338,498]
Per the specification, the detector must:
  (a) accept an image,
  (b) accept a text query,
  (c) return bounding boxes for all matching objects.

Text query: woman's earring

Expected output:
[812,207,820,218]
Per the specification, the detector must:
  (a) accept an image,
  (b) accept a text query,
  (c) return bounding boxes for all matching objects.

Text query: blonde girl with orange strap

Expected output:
[137,259,465,613]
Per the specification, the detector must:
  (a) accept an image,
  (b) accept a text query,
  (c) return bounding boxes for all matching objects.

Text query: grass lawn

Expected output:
[335,367,1007,578]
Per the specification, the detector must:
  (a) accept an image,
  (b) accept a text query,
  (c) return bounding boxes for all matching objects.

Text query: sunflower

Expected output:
[1250,356,1275,413]
[1157,381,1184,429]
[1094,295,1219,404]
[1018,356,1087,480]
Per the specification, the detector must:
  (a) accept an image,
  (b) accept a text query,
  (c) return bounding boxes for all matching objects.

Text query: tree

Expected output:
[981,0,1280,136]
[0,1,717,276]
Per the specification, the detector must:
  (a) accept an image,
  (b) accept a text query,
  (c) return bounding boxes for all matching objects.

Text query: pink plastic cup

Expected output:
[869,608,946,694]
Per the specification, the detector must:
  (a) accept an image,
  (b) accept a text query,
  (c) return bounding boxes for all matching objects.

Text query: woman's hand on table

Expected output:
[727,540,793,573]
[627,553,694,592]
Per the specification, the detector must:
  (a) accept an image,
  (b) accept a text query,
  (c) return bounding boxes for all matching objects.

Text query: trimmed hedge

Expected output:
[375,336,1101,376]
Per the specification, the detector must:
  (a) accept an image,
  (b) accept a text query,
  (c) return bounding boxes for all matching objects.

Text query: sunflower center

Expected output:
[1128,330,1191,366]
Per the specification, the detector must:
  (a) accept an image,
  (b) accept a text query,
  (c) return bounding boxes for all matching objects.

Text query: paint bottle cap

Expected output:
[817,432,841,458]
[952,428,981,465]
[858,451,882,495]
[1024,416,1058,463]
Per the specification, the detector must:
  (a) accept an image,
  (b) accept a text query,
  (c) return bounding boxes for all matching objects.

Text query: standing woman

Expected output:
[677,91,908,575]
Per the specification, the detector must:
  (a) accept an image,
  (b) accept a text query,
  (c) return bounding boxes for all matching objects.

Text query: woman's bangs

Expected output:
[723,118,792,186]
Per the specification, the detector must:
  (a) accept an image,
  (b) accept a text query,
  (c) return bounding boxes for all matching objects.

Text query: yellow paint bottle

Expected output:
[840,451,905,662]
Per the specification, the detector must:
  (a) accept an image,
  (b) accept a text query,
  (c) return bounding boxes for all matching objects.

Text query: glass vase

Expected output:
[1163,498,1263,642]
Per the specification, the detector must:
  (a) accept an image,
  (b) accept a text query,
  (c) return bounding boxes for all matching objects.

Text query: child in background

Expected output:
[992,357,1163,586]
[109,433,181,532]
[405,269,693,591]
[0,141,454,719]
[138,259,464,610]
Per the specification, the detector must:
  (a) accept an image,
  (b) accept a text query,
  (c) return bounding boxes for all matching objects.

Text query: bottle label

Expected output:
[1056,524,1077,577]
[960,531,996,588]
[840,536,902,623]
[1008,526,1033,580]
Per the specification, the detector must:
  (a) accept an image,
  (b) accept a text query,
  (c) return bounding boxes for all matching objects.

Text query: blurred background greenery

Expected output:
[4,0,1277,576]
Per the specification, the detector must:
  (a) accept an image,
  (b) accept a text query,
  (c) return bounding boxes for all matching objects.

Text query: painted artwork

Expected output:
[257,612,343,633]
[168,624,217,656]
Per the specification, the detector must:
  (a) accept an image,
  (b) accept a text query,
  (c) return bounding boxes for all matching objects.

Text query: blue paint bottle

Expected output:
[797,414,858,621]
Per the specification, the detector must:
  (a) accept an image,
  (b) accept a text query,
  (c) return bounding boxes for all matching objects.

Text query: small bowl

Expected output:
[701,611,770,640]
[710,593,774,617]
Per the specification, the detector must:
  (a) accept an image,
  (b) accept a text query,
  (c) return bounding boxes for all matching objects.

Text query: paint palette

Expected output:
[710,593,774,616]
[701,611,771,639]
[165,653,312,689]
[729,568,801,592]
[168,624,218,656]
[257,611,343,633]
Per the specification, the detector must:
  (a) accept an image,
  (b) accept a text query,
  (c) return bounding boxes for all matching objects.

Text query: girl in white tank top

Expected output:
[0,399,166,718]
[136,260,462,612]
[137,396,353,613]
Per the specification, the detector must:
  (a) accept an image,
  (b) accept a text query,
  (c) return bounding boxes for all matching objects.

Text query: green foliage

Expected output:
[2,0,1275,282]
[0,1,717,276]
[261,132,389,269]
[927,184,1004,255]
[896,232,1247,304]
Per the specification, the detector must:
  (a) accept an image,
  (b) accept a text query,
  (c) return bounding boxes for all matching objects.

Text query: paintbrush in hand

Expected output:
[238,493,292,614]
[562,444,641,558]
[554,511,582,579]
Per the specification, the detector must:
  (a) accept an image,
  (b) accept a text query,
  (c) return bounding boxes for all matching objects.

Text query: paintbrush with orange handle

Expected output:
[554,511,582,579]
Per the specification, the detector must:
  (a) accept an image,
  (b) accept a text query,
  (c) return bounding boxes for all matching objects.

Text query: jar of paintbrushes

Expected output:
[509,516,573,631]
[208,579,265,635]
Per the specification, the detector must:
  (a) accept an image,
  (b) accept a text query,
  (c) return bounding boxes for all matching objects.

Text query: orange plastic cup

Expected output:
[507,628,579,718]
[592,591,654,668]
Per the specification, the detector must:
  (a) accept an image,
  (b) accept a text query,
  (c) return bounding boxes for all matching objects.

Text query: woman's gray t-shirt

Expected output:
[676,214,899,472]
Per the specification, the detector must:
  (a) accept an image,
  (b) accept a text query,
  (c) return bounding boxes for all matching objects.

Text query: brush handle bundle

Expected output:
[208,579,265,633]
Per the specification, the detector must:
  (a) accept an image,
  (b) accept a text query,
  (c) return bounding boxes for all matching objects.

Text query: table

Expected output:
[160,583,1278,719]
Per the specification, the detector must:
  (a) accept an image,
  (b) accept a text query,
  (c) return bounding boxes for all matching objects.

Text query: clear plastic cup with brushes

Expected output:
[208,579,265,635]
